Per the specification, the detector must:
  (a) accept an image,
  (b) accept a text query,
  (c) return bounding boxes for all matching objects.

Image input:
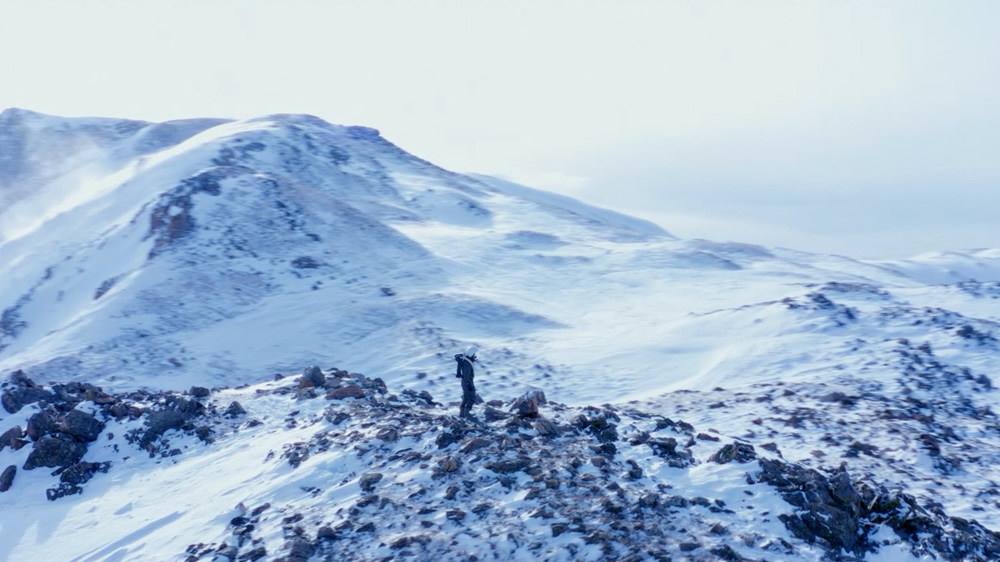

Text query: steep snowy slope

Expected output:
[4,109,999,411]
[2,109,1000,562]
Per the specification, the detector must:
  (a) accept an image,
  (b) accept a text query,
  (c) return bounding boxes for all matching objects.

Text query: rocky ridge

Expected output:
[2,367,998,562]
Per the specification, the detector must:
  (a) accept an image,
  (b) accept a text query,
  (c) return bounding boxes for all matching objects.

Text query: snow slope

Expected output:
[1,109,1000,561]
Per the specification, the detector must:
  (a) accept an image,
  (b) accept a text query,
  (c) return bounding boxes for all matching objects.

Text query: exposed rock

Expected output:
[487,457,532,474]
[282,538,315,562]
[708,442,757,464]
[533,418,560,436]
[225,401,247,417]
[438,456,460,472]
[436,430,462,449]
[0,425,23,450]
[0,465,15,492]
[26,409,61,441]
[239,546,267,561]
[375,427,399,442]
[359,472,383,492]
[459,437,490,454]
[483,406,511,422]
[317,525,337,541]
[61,409,104,442]
[46,461,113,500]
[510,395,540,418]
[299,366,326,388]
[1,374,55,413]
[758,459,865,555]
[23,436,87,470]
[326,385,365,400]
[141,410,187,446]
[189,386,211,398]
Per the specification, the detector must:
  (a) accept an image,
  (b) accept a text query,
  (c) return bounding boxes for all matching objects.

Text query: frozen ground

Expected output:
[1,109,999,561]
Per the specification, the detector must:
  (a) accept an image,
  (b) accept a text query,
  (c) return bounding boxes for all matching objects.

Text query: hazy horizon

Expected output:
[2,0,998,259]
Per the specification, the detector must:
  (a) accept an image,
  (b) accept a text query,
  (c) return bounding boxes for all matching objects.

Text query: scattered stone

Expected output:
[446,509,466,521]
[225,401,247,417]
[637,493,660,509]
[696,432,720,442]
[0,425,23,450]
[534,419,560,436]
[359,472,383,492]
[483,406,511,422]
[708,442,757,464]
[189,386,211,398]
[23,436,87,470]
[376,427,399,442]
[1,377,55,414]
[438,456,460,472]
[317,526,337,541]
[299,366,326,388]
[0,465,15,492]
[510,394,541,418]
[486,457,532,474]
[326,385,365,400]
[61,409,104,442]
[460,437,490,454]
[26,409,60,441]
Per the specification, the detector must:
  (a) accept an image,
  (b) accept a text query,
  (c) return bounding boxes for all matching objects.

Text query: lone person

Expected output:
[455,346,478,419]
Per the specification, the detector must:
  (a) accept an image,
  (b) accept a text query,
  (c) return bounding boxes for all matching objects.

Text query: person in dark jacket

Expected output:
[455,345,478,419]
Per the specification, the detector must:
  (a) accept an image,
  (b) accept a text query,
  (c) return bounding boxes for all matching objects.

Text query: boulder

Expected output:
[0,425,23,450]
[326,385,365,400]
[510,396,540,418]
[0,465,15,492]
[460,437,490,454]
[1,372,55,413]
[375,427,399,442]
[534,419,560,436]
[188,386,211,398]
[26,409,61,441]
[299,366,326,388]
[359,472,383,492]
[23,436,87,470]
[483,406,511,422]
[225,401,247,417]
[142,409,187,447]
[757,459,865,554]
[61,409,104,442]
[486,457,532,475]
[708,442,757,464]
[59,461,111,485]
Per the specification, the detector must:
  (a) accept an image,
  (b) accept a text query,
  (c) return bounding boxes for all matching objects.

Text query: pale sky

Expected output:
[1,0,998,258]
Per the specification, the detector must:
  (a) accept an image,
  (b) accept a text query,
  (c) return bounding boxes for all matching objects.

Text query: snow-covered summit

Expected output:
[0,110,678,396]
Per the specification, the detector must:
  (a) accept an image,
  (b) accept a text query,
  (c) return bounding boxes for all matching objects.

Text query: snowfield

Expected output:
[1,108,999,561]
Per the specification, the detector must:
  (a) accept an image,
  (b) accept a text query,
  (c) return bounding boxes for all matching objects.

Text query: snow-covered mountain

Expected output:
[1,109,1000,562]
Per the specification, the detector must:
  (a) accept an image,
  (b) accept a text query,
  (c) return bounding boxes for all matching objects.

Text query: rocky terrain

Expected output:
[3,110,1000,561]
[2,364,998,562]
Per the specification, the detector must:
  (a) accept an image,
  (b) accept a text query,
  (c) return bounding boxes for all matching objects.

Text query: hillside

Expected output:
[1,109,999,561]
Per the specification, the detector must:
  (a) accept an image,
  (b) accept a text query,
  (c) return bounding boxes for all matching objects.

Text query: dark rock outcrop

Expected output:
[0,465,15,492]
[61,410,104,442]
[326,385,364,400]
[23,436,87,470]
[0,425,23,450]
[708,442,756,464]
[299,366,326,388]
[359,472,383,492]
